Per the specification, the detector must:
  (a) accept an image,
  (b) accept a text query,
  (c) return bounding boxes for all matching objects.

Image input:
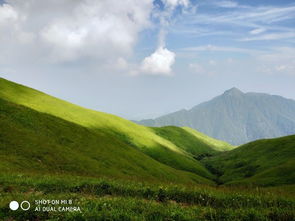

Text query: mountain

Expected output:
[137,87,295,145]
[0,77,234,185]
[203,135,295,186]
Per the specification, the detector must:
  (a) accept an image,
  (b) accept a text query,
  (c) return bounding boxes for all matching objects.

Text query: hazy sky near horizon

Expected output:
[0,0,295,119]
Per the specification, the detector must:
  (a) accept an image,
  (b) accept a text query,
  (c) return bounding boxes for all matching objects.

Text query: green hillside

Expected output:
[203,135,295,186]
[152,126,233,157]
[0,77,235,184]
[1,97,211,184]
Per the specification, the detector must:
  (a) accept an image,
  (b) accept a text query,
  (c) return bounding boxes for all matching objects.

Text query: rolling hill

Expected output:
[137,87,295,145]
[151,126,232,156]
[203,135,295,186]
[0,77,234,185]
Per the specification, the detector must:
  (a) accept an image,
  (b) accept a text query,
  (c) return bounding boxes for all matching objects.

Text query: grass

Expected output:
[0,77,235,182]
[152,126,233,158]
[0,173,294,221]
[0,97,212,185]
[181,127,235,152]
[203,135,295,186]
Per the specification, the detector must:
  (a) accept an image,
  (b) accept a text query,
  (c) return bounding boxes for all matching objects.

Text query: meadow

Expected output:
[1,173,294,221]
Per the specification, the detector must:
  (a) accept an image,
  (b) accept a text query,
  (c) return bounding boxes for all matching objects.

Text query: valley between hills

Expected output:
[0,77,294,220]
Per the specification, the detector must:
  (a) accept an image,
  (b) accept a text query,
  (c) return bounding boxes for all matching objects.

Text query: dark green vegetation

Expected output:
[203,135,295,186]
[1,77,295,220]
[138,87,295,145]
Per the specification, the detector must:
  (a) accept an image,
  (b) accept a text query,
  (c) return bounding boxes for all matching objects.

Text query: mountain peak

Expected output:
[223,87,243,96]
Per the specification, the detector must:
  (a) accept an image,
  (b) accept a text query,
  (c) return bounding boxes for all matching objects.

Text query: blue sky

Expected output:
[0,0,294,119]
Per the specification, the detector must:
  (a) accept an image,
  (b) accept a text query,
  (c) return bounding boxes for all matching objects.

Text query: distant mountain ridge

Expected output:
[137,88,295,145]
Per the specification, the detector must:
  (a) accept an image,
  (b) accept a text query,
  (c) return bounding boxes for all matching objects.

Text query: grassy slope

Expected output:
[0,77,234,183]
[152,126,233,157]
[0,97,211,184]
[203,135,295,186]
[181,127,234,152]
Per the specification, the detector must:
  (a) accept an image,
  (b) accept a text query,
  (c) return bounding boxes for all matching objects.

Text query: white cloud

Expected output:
[137,0,190,76]
[240,32,295,41]
[141,47,175,75]
[213,1,239,8]
[227,58,234,64]
[0,0,153,65]
[257,47,295,76]
[189,63,204,73]
[180,44,264,55]
[0,3,18,22]
[116,58,128,70]
[189,62,216,76]
[275,65,287,71]
[184,45,295,77]
[209,60,216,65]
[181,4,295,40]
[162,0,189,9]
[249,28,266,35]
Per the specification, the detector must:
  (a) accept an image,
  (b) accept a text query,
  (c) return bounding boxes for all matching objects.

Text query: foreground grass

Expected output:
[0,173,294,220]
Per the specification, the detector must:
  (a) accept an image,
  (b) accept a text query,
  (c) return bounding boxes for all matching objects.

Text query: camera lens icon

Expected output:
[9,201,30,211]
[21,201,30,211]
